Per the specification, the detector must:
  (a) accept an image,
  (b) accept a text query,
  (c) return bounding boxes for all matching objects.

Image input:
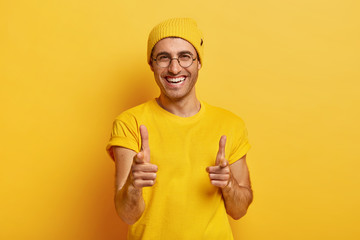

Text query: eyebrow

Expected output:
[155,51,194,58]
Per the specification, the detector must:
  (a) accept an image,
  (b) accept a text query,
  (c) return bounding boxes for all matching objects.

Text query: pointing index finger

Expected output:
[216,135,227,167]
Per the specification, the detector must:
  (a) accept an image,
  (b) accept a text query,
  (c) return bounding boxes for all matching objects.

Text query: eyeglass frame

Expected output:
[152,52,197,68]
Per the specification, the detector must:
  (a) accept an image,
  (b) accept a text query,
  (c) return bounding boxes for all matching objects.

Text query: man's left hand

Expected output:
[206,135,232,189]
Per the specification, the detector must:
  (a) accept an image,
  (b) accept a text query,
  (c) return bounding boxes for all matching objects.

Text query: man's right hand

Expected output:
[131,125,158,188]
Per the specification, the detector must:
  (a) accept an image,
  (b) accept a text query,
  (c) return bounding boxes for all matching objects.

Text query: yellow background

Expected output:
[1,0,359,239]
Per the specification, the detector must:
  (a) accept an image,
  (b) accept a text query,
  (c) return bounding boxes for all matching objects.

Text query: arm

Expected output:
[113,125,157,225]
[222,155,253,219]
[113,146,144,225]
[207,136,253,220]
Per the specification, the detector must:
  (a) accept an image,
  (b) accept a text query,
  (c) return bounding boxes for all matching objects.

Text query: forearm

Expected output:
[221,176,253,220]
[114,181,145,225]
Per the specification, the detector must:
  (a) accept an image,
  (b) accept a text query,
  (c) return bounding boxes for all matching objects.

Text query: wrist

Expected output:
[222,176,234,193]
[119,177,143,199]
[128,182,143,195]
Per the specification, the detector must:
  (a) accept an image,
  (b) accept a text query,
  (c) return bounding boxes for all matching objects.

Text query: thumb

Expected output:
[139,125,150,163]
[216,135,228,167]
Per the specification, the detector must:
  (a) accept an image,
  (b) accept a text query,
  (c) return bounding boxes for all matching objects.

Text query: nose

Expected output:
[168,58,182,74]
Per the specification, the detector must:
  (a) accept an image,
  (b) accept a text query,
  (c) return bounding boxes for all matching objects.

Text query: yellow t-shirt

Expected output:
[106,99,251,240]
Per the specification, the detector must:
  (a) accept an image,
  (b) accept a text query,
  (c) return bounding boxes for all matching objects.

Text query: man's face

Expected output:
[150,37,201,102]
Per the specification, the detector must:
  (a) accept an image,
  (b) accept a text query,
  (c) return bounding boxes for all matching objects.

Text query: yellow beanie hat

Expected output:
[147,18,204,64]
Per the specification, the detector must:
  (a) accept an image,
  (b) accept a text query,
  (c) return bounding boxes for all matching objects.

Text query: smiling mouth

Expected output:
[165,76,186,84]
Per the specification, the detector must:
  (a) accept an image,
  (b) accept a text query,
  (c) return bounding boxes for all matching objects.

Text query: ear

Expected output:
[149,61,154,72]
[197,62,202,70]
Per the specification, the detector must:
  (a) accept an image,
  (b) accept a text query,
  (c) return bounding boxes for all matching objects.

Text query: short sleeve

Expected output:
[228,120,251,164]
[106,113,140,160]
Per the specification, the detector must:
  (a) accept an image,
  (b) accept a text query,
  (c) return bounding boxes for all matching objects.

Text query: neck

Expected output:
[156,95,201,117]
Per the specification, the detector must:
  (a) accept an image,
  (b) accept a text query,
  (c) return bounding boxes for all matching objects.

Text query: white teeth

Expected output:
[166,77,185,83]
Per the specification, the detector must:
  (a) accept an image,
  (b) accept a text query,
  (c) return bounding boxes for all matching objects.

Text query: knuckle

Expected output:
[133,180,140,188]
[132,164,141,171]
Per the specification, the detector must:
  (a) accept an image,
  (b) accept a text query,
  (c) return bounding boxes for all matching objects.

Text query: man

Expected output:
[106,18,253,240]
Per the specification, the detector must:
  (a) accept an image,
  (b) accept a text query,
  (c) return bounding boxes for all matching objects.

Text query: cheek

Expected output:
[190,68,199,79]
[154,67,164,75]
[153,71,164,84]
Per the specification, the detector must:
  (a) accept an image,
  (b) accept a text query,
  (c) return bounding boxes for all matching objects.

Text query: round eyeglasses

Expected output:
[153,54,197,68]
